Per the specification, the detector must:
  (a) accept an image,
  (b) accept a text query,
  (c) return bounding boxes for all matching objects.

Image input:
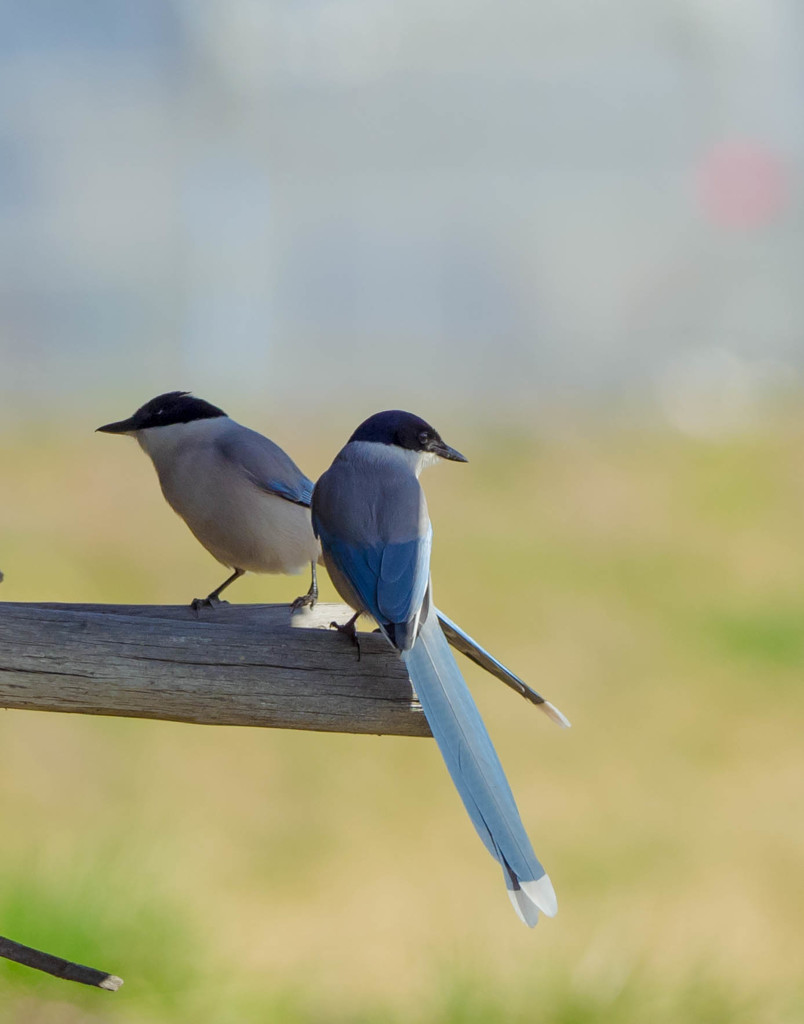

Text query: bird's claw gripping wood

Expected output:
[330,612,362,660]
[190,594,228,615]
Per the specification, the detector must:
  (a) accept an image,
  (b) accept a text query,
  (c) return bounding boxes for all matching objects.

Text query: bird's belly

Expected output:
[165,478,319,575]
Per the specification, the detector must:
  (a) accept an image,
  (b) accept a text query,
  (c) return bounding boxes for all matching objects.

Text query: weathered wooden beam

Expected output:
[0,602,430,737]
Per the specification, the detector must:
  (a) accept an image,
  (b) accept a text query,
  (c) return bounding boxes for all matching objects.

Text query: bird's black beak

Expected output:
[96,417,137,435]
[431,440,468,463]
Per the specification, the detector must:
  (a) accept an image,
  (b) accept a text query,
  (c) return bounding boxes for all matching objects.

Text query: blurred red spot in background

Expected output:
[695,139,789,229]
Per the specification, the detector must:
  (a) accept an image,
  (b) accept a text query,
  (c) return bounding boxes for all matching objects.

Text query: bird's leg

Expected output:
[190,568,245,613]
[291,562,318,611]
[330,611,361,661]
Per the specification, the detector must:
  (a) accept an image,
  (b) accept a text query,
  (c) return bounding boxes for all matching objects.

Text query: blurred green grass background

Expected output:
[1,414,803,1023]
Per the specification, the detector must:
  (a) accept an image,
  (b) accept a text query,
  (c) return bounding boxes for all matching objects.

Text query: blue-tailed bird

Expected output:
[312,409,558,926]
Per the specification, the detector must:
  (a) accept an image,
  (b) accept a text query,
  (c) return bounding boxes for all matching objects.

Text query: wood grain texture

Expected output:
[0,602,430,737]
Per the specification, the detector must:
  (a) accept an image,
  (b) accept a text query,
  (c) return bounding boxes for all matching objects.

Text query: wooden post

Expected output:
[0,601,430,737]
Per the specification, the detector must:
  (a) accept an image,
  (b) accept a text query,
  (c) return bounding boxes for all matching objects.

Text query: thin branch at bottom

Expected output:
[0,935,123,991]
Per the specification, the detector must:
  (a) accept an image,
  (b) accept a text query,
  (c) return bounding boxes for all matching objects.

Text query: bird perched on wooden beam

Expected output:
[313,409,561,926]
[97,391,320,611]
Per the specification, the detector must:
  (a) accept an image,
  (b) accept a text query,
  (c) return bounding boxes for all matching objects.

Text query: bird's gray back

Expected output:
[312,443,429,546]
[140,416,318,574]
[215,421,314,507]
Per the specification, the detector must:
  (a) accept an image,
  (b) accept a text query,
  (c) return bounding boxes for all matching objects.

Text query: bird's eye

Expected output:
[418,430,430,447]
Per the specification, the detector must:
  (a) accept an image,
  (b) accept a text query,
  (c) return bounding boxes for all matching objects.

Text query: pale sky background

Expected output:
[0,0,802,432]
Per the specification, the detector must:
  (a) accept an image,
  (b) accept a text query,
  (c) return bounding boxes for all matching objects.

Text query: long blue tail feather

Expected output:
[402,606,557,925]
[435,608,571,728]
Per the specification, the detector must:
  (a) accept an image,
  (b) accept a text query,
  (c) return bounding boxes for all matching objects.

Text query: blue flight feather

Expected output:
[261,476,314,507]
[317,533,382,613]
[378,530,431,626]
[315,527,431,644]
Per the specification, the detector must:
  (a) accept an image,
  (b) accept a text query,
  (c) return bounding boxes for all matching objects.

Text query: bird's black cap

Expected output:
[96,391,227,435]
[349,410,467,462]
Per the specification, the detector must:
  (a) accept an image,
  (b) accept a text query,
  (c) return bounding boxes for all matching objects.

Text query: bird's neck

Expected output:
[344,441,435,478]
[136,417,229,468]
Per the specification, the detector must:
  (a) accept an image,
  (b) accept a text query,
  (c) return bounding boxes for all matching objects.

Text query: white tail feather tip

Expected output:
[541,701,571,729]
[521,874,558,917]
[508,887,540,928]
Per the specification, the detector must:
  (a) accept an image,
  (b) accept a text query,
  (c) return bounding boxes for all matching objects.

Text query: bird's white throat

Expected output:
[346,441,438,478]
[136,416,231,465]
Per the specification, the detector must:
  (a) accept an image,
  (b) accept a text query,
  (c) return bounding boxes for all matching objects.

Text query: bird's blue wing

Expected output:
[314,525,432,642]
[217,424,314,507]
[260,476,314,507]
[378,529,431,625]
[315,531,383,616]
[312,455,432,646]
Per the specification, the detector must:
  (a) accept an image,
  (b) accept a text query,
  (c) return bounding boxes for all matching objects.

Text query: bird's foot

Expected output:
[329,615,361,661]
[290,589,317,612]
[190,595,229,616]
[291,562,319,612]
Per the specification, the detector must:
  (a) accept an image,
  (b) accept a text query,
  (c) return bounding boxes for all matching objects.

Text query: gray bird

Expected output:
[97,392,568,726]
[313,409,561,926]
[97,391,320,610]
